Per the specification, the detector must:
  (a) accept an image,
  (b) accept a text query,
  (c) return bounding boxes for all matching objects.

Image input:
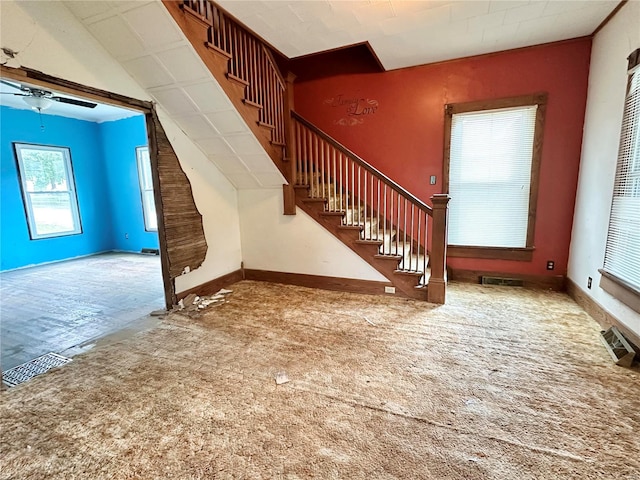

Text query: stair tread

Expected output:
[205,42,232,58]
[227,73,249,86]
[394,269,425,277]
[301,198,326,203]
[355,239,383,245]
[374,254,402,260]
[320,211,345,216]
[243,99,263,109]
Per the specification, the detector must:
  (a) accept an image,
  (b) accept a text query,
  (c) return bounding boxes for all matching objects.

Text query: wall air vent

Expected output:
[481,276,524,287]
[600,327,636,367]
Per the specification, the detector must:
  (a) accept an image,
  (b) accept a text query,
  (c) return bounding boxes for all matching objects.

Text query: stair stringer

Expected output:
[295,188,428,301]
[162,1,289,179]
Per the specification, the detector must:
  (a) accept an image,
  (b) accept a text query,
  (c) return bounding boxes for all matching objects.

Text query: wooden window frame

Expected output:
[443,93,548,261]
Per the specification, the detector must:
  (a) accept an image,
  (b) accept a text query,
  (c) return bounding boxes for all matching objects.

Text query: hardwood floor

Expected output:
[0,252,164,370]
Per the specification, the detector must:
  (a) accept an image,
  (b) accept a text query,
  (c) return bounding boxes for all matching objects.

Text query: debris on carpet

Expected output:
[173,288,233,317]
[274,371,290,385]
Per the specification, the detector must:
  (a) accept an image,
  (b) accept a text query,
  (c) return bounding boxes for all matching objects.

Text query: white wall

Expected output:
[0,0,243,293]
[238,189,388,282]
[568,1,640,336]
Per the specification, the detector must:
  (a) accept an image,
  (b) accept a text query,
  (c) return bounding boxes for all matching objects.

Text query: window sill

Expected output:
[447,245,534,261]
[598,269,640,314]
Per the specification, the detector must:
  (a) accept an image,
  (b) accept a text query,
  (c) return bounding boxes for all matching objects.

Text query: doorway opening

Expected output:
[0,75,166,371]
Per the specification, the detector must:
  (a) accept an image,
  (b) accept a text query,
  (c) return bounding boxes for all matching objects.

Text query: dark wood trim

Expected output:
[176,269,244,300]
[592,0,628,37]
[448,246,534,261]
[443,93,547,254]
[445,93,548,115]
[145,111,175,309]
[293,111,432,215]
[244,269,398,297]
[0,66,153,112]
[448,267,565,291]
[288,41,386,72]
[567,278,640,349]
[628,47,640,72]
[598,269,640,314]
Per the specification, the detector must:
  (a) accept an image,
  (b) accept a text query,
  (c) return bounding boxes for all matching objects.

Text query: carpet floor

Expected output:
[1,281,638,479]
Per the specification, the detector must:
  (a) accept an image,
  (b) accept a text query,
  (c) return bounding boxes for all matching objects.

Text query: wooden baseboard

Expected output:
[176,269,244,300]
[448,267,566,291]
[566,278,640,349]
[243,269,400,297]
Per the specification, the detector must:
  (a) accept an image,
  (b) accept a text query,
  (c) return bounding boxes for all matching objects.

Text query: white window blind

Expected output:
[448,105,537,248]
[136,146,158,232]
[603,65,640,290]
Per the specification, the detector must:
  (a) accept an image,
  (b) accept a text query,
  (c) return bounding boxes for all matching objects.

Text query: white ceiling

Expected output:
[218,0,618,70]
[0,80,140,123]
[63,0,285,190]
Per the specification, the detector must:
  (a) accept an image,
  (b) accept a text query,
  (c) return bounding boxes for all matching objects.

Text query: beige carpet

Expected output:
[1,281,638,479]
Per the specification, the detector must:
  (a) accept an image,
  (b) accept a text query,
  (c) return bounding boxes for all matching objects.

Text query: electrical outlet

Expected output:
[125,233,129,239]
[429,175,437,185]
[588,277,592,289]
[546,260,555,270]
[384,286,396,294]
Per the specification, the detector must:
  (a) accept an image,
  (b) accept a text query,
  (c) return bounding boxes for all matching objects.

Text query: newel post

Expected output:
[427,194,450,304]
[282,71,297,215]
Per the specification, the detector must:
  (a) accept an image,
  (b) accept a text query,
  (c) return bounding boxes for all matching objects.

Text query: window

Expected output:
[136,146,157,231]
[600,48,640,311]
[443,94,547,261]
[14,143,82,239]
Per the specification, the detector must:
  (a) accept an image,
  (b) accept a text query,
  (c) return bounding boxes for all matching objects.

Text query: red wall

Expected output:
[294,38,592,277]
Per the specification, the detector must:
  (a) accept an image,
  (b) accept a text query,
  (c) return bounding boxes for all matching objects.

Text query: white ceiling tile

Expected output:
[87,15,146,60]
[225,134,266,156]
[64,1,116,20]
[468,10,507,33]
[225,173,262,189]
[149,87,197,116]
[121,2,184,49]
[254,171,287,187]
[481,22,520,44]
[173,114,220,140]
[488,1,531,14]
[122,55,174,89]
[208,154,250,174]
[155,46,210,84]
[503,2,547,24]
[182,82,231,112]
[197,137,235,155]
[206,110,247,135]
[239,154,277,172]
[451,1,490,21]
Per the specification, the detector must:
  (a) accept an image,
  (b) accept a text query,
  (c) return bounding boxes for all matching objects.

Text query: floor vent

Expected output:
[141,248,159,255]
[600,327,636,367]
[481,276,524,287]
[2,352,72,387]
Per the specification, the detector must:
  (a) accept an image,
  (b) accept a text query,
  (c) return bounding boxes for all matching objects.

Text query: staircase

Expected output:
[164,0,450,303]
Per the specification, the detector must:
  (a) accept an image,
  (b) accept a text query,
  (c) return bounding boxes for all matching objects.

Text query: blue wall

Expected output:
[0,106,157,271]
[100,115,158,253]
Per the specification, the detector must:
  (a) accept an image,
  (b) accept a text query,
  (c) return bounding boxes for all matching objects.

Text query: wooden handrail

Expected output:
[292,111,433,216]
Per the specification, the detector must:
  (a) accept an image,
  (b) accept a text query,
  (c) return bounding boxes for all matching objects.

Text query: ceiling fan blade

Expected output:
[0,79,25,91]
[52,96,98,109]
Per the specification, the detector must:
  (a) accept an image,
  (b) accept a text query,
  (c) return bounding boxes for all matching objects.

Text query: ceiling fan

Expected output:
[0,79,98,111]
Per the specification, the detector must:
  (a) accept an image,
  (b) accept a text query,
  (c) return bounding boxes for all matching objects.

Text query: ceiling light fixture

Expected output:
[22,95,53,111]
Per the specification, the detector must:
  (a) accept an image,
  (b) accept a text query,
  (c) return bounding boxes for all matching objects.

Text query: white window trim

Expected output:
[14,143,82,240]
